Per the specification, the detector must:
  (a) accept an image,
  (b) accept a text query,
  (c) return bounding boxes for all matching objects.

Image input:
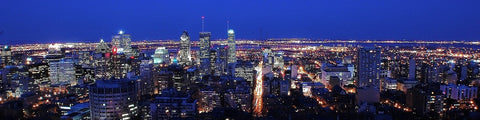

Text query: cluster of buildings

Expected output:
[1,28,480,119]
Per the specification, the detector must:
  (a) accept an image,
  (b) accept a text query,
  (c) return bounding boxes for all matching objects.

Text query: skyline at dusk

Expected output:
[3,1,480,119]
[1,0,480,44]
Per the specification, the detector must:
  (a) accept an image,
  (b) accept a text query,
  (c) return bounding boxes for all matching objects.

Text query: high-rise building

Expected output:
[440,84,478,101]
[408,57,416,80]
[109,47,130,79]
[49,60,76,86]
[151,47,169,65]
[199,32,211,76]
[357,47,381,88]
[199,32,211,60]
[89,78,138,120]
[406,85,444,115]
[262,47,274,66]
[1,45,12,68]
[210,45,228,76]
[139,60,154,96]
[95,39,111,54]
[178,31,191,66]
[150,89,197,119]
[227,29,236,64]
[111,31,132,53]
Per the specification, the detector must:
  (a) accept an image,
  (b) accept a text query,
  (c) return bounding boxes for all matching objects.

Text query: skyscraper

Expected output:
[408,57,416,80]
[227,29,236,64]
[95,39,110,54]
[111,30,132,53]
[199,32,211,75]
[199,32,211,60]
[210,45,228,76]
[178,31,191,66]
[89,78,138,120]
[357,47,381,88]
[49,60,76,86]
[151,47,169,65]
[1,45,12,68]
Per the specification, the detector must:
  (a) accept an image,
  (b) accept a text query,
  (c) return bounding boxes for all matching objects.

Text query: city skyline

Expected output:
[2,1,480,119]
[1,0,480,44]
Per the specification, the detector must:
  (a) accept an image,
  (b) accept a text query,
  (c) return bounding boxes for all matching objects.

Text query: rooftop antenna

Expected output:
[201,16,205,32]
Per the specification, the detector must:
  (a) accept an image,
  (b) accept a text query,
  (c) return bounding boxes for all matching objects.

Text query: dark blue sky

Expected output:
[0,0,479,44]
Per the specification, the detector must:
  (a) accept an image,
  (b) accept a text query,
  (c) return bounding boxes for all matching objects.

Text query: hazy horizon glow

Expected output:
[1,0,479,44]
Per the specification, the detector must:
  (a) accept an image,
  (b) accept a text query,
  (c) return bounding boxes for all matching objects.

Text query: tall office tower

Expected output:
[139,60,154,96]
[95,39,111,54]
[151,47,169,65]
[28,63,50,89]
[357,47,381,88]
[210,45,228,76]
[262,47,274,66]
[178,31,191,66]
[2,66,32,98]
[408,57,416,80]
[1,45,12,68]
[49,59,76,86]
[89,78,138,120]
[93,39,111,79]
[199,32,211,59]
[199,32,212,76]
[273,51,284,69]
[227,29,236,64]
[111,30,132,53]
[110,47,130,79]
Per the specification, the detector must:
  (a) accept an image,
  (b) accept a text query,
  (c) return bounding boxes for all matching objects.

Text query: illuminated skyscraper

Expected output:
[199,32,211,60]
[357,47,381,88]
[227,29,236,64]
[111,30,132,53]
[199,32,211,76]
[178,31,191,66]
[89,78,138,120]
[49,59,76,86]
[1,45,12,68]
[210,45,228,76]
[95,39,110,54]
[151,47,169,65]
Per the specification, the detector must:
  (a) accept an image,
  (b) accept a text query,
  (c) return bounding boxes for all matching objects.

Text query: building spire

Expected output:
[201,16,205,32]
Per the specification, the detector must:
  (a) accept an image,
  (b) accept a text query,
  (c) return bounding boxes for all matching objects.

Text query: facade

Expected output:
[440,84,478,101]
[321,65,353,87]
[356,86,380,104]
[408,57,416,80]
[49,60,76,86]
[199,32,212,76]
[406,86,444,115]
[381,77,397,91]
[198,88,221,113]
[111,31,132,53]
[150,89,197,119]
[225,87,252,112]
[89,78,138,120]
[211,45,228,76]
[95,39,110,54]
[235,61,255,85]
[178,31,191,66]
[151,47,169,65]
[397,79,418,93]
[139,60,154,96]
[227,29,236,64]
[1,45,12,68]
[357,47,381,88]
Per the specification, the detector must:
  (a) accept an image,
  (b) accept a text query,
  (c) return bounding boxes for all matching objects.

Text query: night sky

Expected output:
[0,0,479,44]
